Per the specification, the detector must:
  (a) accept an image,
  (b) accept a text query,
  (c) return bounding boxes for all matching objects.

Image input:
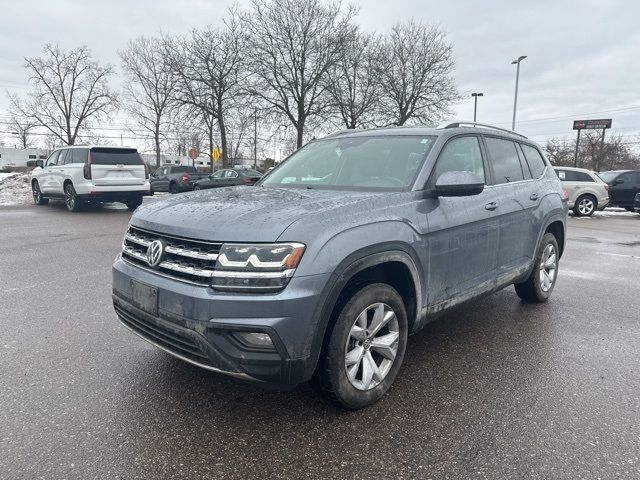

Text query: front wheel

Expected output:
[515,232,559,302]
[313,283,408,409]
[64,183,81,212]
[32,181,49,205]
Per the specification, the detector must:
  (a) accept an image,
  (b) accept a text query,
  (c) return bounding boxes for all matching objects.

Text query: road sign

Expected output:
[188,148,199,160]
[573,119,612,130]
[211,147,220,162]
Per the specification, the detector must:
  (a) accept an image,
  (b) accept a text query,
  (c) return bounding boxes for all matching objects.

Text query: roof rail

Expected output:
[439,121,528,139]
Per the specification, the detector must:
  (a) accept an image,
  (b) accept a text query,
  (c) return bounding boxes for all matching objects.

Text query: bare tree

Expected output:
[166,13,246,168]
[327,31,379,129]
[10,44,117,145]
[374,21,458,126]
[244,0,356,148]
[7,114,37,149]
[120,37,179,167]
[545,134,640,171]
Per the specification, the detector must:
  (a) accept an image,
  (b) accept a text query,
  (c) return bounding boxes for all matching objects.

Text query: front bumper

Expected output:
[112,256,331,385]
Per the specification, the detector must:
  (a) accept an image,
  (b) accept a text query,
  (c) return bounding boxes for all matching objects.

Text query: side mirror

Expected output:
[35,160,44,168]
[614,178,624,185]
[435,171,484,197]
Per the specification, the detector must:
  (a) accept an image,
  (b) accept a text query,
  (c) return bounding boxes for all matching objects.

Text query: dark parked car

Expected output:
[113,122,567,409]
[634,192,640,213]
[149,165,209,194]
[193,168,262,190]
[598,170,640,212]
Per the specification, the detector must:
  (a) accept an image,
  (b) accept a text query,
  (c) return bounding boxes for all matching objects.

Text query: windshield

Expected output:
[597,171,618,182]
[260,135,436,191]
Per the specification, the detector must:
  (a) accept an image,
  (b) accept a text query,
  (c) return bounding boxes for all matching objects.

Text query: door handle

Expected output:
[485,201,499,211]
[530,193,540,201]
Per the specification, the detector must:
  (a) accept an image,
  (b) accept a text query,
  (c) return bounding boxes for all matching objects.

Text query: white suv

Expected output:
[31,146,150,212]
[554,166,609,216]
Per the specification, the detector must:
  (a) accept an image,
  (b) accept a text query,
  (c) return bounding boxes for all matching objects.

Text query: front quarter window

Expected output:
[260,135,436,191]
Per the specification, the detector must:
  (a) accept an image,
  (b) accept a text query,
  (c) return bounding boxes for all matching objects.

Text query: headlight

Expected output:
[211,242,305,292]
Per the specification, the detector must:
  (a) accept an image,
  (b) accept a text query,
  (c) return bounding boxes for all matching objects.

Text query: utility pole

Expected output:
[511,55,527,131]
[253,107,258,169]
[471,93,483,122]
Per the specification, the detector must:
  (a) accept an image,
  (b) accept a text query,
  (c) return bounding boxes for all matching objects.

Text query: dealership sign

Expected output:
[573,119,612,130]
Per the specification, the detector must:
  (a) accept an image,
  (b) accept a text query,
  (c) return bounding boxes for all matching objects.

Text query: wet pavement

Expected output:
[1,201,639,479]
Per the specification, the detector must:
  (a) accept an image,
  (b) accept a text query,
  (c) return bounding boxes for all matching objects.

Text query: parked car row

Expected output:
[149,166,263,194]
[554,166,640,216]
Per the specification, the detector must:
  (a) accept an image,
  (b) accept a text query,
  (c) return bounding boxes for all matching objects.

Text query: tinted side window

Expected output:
[574,171,594,182]
[485,137,524,184]
[618,172,635,184]
[71,149,87,164]
[521,144,547,178]
[431,136,485,185]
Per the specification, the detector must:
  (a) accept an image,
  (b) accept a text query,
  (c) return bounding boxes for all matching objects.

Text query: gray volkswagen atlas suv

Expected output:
[112,122,568,409]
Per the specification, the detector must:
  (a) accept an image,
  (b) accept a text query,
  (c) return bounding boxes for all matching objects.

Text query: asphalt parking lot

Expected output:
[1,200,639,479]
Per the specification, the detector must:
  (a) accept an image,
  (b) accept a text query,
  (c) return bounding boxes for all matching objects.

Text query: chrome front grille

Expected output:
[121,226,222,285]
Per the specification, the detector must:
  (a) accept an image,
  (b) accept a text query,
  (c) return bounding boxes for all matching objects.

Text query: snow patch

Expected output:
[0,173,32,206]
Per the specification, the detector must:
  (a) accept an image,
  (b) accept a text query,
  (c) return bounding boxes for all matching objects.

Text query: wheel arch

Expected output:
[306,246,424,381]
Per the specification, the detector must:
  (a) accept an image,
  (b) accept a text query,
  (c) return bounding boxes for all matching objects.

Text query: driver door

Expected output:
[40,150,61,193]
[423,135,500,307]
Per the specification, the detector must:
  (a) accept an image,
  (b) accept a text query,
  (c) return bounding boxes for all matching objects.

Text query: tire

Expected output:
[573,194,597,217]
[625,207,635,212]
[64,183,81,212]
[169,182,179,194]
[193,185,201,191]
[515,232,559,302]
[313,283,408,409]
[32,181,49,205]
[125,195,143,211]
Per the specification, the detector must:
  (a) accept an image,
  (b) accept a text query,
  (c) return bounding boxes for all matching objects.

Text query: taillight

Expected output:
[562,188,569,201]
[181,173,190,182]
[603,184,609,191]
[83,151,92,180]
[243,177,251,185]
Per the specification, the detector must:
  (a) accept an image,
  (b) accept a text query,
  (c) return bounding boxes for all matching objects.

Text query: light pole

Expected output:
[511,55,527,131]
[471,93,483,122]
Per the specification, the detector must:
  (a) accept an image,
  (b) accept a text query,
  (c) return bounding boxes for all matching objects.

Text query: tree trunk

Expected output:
[154,121,161,168]
[219,113,229,168]
[208,122,215,173]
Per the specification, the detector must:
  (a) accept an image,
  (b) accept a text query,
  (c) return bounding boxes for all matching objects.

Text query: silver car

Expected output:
[554,167,609,216]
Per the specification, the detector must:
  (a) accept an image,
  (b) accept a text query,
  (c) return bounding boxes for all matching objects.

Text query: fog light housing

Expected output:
[232,331,275,350]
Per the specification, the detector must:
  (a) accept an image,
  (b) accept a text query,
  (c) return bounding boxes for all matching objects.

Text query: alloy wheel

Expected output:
[65,186,75,210]
[344,302,399,391]
[578,197,595,215]
[539,243,557,292]
[32,183,41,203]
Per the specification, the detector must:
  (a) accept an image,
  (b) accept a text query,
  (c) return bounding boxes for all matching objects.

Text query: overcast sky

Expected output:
[1,0,639,152]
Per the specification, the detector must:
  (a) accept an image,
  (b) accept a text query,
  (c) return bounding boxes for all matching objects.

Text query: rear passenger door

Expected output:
[482,136,533,284]
[425,135,499,306]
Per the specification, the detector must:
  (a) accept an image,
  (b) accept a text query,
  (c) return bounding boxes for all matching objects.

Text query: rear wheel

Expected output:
[515,232,559,302]
[573,195,596,216]
[169,182,179,194]
[32,181,49,205]
[64,183,81,212]
[193,185,201,191]
[313,283,408,409]
[125,195,143,211]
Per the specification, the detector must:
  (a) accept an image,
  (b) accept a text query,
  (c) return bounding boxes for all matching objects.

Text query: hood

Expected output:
[131,186,387,242]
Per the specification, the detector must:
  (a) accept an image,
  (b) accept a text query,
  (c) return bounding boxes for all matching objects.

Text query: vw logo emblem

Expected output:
[146,240,165,267]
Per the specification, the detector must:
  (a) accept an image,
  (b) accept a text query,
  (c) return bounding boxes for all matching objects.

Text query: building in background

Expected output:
[0,148,49,169]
